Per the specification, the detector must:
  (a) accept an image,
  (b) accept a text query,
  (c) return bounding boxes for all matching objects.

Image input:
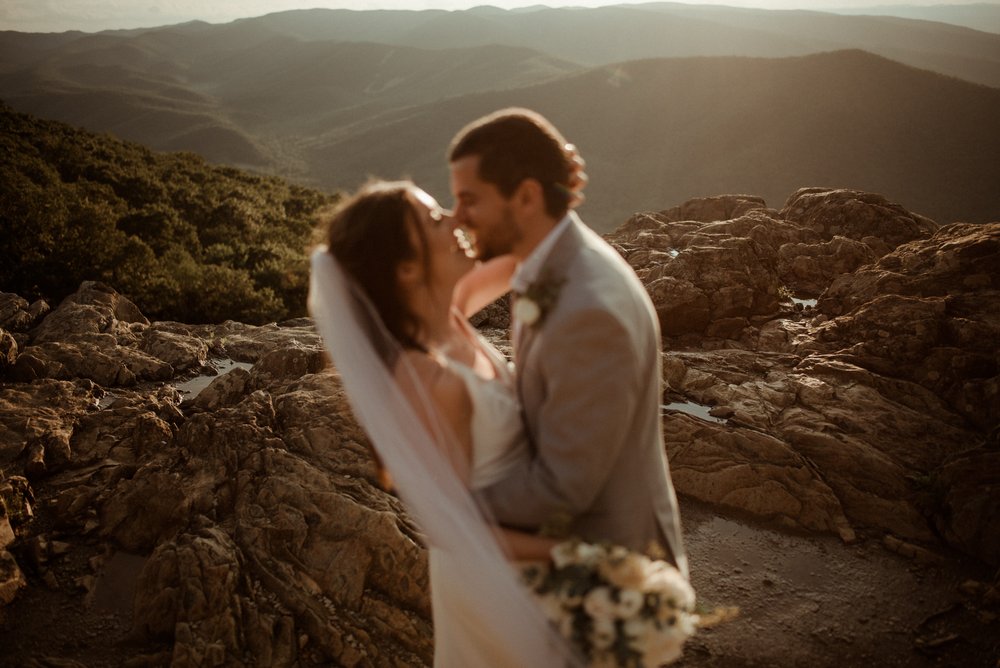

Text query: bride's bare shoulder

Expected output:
[394,350,473,459]
[396,350,470,410]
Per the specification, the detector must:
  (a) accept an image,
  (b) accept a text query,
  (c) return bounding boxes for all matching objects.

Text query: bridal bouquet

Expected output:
[521,541,697,667]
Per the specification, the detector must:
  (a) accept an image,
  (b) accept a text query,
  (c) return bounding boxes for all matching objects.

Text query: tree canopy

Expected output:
[1,102,336,324]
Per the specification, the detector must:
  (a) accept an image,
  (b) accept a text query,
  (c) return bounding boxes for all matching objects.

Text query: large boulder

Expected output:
[0,472,35,607]
[662,349,974,544]
[615,215,784,338]
[11,341,173,386]
[780,188,938,251]
[777,235,878,297]
[31,281,147,346]
[656,194,771,223]
[0,550,26,606]
[140,328,210,372]
[817,223,1000,430]
[0,379,100,477]
[935,442,1000,566]
[0,329,17,372]
[0,292,48,333]
[104,377,432,665]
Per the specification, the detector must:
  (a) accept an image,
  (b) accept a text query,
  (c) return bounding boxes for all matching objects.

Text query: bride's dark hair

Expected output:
[317,180,433,490]
[320,180,430,362]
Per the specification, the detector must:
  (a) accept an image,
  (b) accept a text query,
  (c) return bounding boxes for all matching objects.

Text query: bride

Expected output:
[308,180,580,666]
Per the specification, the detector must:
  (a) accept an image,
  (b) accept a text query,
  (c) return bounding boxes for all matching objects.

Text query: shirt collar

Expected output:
[510,211,576,294]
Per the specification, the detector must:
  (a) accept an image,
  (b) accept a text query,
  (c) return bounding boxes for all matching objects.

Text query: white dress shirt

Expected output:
[510,211,577,295]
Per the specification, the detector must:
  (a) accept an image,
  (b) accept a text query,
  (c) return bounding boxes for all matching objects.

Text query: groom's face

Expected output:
[449,155,523,262]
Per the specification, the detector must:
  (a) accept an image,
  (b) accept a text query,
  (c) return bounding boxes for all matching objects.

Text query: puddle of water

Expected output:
[174,359,253,401]
[792,298,817,308]
[662,401,728,424]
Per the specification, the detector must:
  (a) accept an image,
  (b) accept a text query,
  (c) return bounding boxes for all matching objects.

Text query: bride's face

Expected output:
[405,187,475,294]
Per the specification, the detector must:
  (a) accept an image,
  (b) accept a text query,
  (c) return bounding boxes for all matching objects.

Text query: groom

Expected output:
[448,108,687,576]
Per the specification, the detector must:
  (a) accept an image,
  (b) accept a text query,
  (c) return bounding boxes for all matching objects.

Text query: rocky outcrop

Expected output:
[617,189,945,339]
[780,188,938,254]
[616,208,787,339]
[635,191,997,567]
[776,235,877,297]
[0,329,17,373]
[0,283,431,665]
[0,472,33,604]
[817,223,1000,430]
[0,187,996,665]
[0,292,49,334]
[656,194,771,224]
[661,350,975,546]
[30,282,147,346]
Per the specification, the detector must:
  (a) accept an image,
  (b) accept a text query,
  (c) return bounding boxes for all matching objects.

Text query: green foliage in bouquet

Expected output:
[0,102,335,324]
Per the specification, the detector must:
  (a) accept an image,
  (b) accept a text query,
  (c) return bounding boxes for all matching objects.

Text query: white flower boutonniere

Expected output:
[513,273,565,330]
[512,296,542,326]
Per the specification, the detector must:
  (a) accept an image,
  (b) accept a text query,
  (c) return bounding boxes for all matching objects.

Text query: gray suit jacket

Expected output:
[482,215,687,576]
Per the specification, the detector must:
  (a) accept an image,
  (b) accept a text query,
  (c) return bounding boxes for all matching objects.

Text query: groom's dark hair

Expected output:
[449,108,574,220]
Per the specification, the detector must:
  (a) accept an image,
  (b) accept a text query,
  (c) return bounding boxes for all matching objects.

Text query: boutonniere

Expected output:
[513,272,565,329]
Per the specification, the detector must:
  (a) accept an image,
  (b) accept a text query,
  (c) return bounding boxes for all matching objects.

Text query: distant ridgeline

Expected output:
[0,103,335,324]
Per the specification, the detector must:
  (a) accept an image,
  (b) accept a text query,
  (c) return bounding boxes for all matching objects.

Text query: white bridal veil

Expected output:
[308,247,578,667]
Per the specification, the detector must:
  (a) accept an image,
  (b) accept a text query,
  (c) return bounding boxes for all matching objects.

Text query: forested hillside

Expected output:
[0,102,334,324]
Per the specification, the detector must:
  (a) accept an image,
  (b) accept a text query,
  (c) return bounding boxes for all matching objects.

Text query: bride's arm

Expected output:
[492,527,558,561]
[452,255,517,318]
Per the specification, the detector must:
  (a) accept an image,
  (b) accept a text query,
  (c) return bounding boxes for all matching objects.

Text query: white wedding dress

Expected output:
[308,248,577,668]
[440,317,528,490]
[430,320,539,667]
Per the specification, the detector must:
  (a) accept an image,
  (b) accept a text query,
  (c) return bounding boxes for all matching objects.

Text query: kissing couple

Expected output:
[309,108,689,666]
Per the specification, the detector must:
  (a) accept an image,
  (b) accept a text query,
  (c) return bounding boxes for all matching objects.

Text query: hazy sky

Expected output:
[2,0,998,33]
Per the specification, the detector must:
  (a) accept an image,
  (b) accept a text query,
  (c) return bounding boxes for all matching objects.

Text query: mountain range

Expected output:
[2,3,999,229]
[827,3,1000,34]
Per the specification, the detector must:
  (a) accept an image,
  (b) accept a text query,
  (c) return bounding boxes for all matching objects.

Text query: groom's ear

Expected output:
[513,178,545,214]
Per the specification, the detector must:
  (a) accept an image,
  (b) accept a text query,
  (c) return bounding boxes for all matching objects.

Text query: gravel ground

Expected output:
[679,499,998,668]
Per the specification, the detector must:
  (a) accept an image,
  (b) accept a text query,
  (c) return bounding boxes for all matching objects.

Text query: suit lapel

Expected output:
[514,217,587,400]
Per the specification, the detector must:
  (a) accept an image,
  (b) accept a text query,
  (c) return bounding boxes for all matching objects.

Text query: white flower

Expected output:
[590,617,617,651]
[583,586,616,621]
[627,616,693,665]
[512,296,541,326]
[622,616,649,640]
[676,613,698,637]
[551,541,578,569]
[599,551,651,590]
[574,541,604,567]
[607,544,631,560]
[647,565,696,611]
[616,589,645,618]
